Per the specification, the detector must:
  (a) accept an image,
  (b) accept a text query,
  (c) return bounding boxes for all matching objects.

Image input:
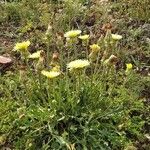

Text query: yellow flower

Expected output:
[41,70,60,79]
[78,34,89,40]
[64,30,82,38]
[14,41,30,51]
[90,44,100,52]
[28,51,42,59]
[51,65,61,72]
[111,34,122,40]
[67,59,90,71]
[126,63,133,72]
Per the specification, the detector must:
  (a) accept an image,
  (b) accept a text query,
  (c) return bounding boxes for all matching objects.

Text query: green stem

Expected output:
[93,51,101,75]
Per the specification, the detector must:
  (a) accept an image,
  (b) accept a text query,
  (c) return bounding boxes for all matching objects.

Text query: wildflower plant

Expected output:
[0,16,148,150]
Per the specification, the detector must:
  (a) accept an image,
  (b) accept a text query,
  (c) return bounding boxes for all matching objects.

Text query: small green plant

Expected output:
[0,27,147,149]
[0,0,149,149]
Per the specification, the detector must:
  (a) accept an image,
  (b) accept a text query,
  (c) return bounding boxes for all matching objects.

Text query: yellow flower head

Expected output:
[41,70,60,79]
[67,59,90,71]
[29,50,42,59]
[90,44,100,52]
[14,41,30,51]
[51,65,61,72]
[78,34,89,40]
[126,63,133,70]
[64,30,82,38]
[111,34,122,40]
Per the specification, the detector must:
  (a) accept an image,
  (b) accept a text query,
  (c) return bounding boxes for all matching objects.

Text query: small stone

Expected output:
[0,56,12,64]
[0,55,13,72]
